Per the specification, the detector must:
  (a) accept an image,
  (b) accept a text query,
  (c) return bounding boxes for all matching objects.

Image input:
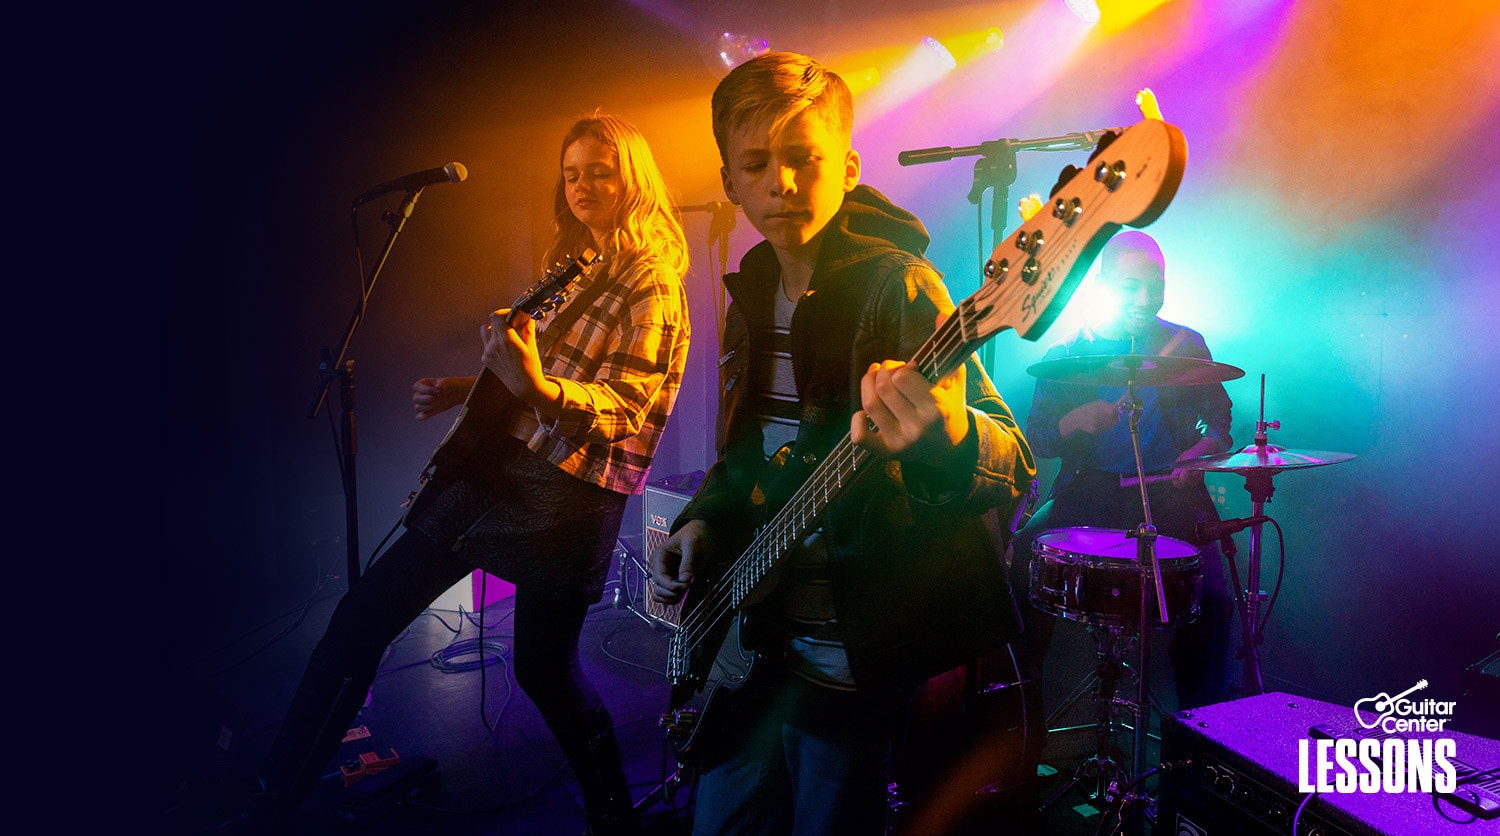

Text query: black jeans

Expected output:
[259,525,629,825]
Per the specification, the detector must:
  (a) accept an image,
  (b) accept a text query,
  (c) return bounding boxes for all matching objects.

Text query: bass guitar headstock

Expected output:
[957,119,1188,350]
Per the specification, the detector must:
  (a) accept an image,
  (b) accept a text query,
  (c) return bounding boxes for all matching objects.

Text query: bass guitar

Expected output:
[660,118,1189,761]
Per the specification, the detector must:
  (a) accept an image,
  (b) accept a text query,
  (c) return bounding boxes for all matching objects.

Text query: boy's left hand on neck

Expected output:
[851,360,972,468]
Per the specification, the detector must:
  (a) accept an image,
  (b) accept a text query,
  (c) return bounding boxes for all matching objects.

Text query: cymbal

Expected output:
[1176,444,1356,473]
[1026,354,1246,387]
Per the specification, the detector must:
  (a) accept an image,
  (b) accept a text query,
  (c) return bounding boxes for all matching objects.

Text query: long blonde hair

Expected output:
[545,112,689,277]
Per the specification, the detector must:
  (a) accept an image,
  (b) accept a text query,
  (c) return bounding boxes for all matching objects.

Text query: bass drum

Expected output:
[888,643,1042,835]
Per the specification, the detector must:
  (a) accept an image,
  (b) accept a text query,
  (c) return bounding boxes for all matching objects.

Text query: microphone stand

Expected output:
[674,201,738,340]
[897,129,1121,370]
[706,204,736,339]
[306,188,426,589]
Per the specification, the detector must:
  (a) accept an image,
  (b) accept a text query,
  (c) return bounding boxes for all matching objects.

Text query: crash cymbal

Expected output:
[1176,444,1356,472]
[1026,354,1246,387]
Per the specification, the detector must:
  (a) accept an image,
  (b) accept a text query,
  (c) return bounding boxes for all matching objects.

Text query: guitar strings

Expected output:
[673,164,1116,654]
[671,313,971,647]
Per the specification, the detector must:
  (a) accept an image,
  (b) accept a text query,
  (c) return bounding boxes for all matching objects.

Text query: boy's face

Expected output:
[720,108,860,258]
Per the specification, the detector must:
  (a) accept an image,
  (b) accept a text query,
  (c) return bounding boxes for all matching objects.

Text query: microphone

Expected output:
[898,146,964,166]
[1193,515,1270,544]
[353,161,467,206]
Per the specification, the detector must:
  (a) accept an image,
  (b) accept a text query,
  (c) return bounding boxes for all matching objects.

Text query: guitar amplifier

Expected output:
[1157,691,1500,836]
[1457,645,1500,740]
[622,474,701,630]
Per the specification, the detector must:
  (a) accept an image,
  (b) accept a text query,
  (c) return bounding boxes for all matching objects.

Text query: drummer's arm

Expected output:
[1182,335,1234,464]
[1171,432,1224,488]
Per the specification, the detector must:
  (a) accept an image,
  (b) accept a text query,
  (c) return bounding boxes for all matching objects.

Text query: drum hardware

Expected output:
[1024,353,1245,388]
[1026,351,1245,834]
[1037,625,1154,814]
[1030,529,1198,816]
[1116,358,1166,812]
[1177,373,1356,696]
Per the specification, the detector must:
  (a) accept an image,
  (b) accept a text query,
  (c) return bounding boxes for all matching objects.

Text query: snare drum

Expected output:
[1030,527,1202,629]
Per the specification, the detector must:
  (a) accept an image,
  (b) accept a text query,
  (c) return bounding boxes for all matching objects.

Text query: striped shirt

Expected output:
[754,290,854,690]
[511,247,690,496]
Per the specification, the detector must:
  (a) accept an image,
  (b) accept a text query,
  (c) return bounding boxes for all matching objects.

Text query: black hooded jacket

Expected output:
[673,184,1036,694]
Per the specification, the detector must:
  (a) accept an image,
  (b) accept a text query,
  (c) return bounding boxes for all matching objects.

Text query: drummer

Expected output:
[1010,230,1235,713]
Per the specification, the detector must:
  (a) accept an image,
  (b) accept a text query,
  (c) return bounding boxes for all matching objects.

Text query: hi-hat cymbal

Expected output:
[1176,444,1356,473]
[1026,354,1246,387]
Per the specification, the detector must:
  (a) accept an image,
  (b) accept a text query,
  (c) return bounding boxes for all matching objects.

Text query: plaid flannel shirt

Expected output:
[512,249,690,496]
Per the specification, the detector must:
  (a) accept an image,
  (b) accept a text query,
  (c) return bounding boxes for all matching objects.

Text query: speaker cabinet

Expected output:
[1457,645,1500,740]
[619,476,699,630]
[1157,691,1500,836]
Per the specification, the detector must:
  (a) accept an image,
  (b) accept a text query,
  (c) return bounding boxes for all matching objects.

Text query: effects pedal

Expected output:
[336,754,440,828]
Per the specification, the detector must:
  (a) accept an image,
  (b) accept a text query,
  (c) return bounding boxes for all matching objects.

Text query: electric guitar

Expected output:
[660,118,1190,761]
[408,248,599,512]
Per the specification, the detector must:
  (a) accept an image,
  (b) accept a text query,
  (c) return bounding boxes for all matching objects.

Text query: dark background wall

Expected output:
[161,0,1499,732]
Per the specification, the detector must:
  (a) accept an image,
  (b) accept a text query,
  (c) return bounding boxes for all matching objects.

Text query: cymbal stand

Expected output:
[1040,362,1169,833]
[1236,375,1278,695]
[1122,361,1171,836]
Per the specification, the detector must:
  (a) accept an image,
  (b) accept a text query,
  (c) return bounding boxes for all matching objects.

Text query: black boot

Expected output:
[253,663,369,833]
[546,707,642,836]
[233,778,294,836]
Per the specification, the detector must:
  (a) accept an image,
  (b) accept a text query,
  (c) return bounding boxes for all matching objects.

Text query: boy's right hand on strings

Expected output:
[412,377,471,421]
[650,520,712,606]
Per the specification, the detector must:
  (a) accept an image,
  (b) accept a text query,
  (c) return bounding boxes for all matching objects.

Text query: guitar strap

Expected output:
[534,257,613,359]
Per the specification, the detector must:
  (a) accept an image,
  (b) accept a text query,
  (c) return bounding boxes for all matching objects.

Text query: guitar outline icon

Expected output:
[1353,679,1428,729]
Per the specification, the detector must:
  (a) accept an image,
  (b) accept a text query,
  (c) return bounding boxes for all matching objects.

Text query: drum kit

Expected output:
[1020,353,1356,823]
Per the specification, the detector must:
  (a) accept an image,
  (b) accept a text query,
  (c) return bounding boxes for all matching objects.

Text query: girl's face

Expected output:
[563,136,623,243]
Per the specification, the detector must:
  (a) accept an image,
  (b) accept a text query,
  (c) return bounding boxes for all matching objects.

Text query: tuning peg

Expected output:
[1017,193,1043,223]
[1048,164,1080,198]
[1136,88,1163,121]
[1086,131,1118,164]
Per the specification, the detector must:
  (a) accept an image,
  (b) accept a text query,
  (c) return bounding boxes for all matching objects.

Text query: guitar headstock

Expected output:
[958,119,1187,348]
[512,247,601,320]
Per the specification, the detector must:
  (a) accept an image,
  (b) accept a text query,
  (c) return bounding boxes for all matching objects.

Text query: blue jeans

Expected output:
[691,673,898,836]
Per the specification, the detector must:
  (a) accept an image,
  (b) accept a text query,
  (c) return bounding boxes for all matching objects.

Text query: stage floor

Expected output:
[159,565,1187,836]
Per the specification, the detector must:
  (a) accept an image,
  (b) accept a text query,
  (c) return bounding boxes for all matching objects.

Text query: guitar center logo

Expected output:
[1353,678,1455,734]
[1297,679,1458,794]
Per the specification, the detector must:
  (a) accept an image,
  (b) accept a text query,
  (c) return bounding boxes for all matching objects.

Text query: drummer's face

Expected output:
[1100,250,1165,337]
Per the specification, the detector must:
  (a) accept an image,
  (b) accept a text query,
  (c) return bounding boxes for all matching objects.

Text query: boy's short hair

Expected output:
[711,52,854,164]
